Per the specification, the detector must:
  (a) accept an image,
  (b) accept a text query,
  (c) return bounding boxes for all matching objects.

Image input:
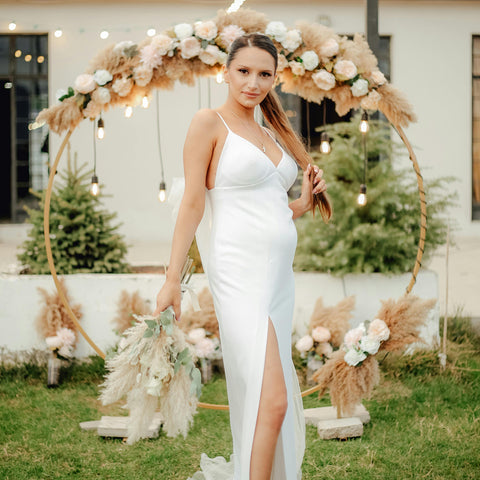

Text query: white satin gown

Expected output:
[188,112,305,480]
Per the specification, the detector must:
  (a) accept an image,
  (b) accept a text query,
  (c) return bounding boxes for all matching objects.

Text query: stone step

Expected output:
[317,417,363,440]
[304,404,370,426]
[95,412,164,439]
[79,420,100,431]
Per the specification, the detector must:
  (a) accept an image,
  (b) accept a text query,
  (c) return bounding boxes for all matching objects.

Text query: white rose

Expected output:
[187,328,206,344]
[179,36,201,59]
[199,44,221,66]
[300,50,319,71]
[74,73,96,94]
[92,87,111,104]
[289,60,305,76]
[334,59,358,81]
[195,337,216,359]
[93,69,112,86]
[344,348,367,366]
[281,29,302,52]
[319,38,339,58]
[295,334,314,353]
[113,40,138,58]
[368,318,390,342]
[277,54,289,72]
[46,335,62,349]
[151,34,174,55]
[194,20,218,41]
[265,21,288,42]
[312,69,336,90]
[351,78,369,97]
[133,65,153,87]
[311,326,331,343]
[359,336,380,355]
[219,24,245,50]
[360,89,381,110]
[174,23,194,40]
[371,69,387,86]
[112,76,133,97]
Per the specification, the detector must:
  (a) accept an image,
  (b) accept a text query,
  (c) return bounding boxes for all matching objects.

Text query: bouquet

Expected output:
[295,326,334,371]
[45,327,76,359]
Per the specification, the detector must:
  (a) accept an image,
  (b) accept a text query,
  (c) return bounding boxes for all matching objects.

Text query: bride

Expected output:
[154,33,331,480]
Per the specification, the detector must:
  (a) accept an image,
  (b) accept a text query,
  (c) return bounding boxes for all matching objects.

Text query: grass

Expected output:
[1,316,479,480]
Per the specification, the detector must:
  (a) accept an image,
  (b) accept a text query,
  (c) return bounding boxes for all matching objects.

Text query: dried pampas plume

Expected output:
[312,349,380,417]
[112,290,150,334]
[309,296,355,347]
[377,293,437,352]
[180,287,219,338]
[36,277,82,344]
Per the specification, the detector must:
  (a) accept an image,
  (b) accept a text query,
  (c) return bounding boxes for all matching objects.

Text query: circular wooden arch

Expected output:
[40,9,426,409]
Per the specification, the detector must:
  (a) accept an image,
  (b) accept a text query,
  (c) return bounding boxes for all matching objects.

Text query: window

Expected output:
[0,34,49,222]
[472,36,480,220]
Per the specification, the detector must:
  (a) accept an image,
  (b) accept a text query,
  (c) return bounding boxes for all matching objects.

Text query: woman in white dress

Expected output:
[154,34,331,480]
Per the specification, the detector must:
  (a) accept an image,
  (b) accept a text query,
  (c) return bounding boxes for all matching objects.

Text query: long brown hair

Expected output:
[227,33,333,223]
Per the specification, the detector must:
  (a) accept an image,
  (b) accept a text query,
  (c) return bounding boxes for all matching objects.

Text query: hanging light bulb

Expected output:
[9,21,16,31]
[147,28,156,37]
[320,131,331,154]
[216,72,224,84]
[158,180,166,202]
[97,117,105,139]
[357,184,367,206]
[54,28,63,38]
[142,95,150,108]
[100,30,109,40]
[124,105,133,118]
[360,111,369,134]
[90,175,100,196]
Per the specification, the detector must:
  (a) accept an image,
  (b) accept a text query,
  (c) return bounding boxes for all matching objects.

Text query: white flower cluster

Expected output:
[295,326,333,371]
[343,318,390,366]
[45,327,76,358]
[186,327,222,360]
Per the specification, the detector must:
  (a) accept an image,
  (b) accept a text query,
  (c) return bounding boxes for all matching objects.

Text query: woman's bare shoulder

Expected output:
[188,108,222,134]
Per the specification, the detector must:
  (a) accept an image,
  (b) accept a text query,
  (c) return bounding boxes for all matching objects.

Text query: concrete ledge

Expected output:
[317,417,363,440]
[304,404,370,426]
[96,412,163,438]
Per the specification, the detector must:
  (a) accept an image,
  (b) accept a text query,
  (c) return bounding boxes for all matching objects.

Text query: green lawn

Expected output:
[1,322,479,480]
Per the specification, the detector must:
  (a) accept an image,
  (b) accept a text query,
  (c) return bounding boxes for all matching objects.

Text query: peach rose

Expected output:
[311,326,331,343]
[344,325,365,349]
[334,59,358,81]
[112,76,133,97]
[92,87,111,105]
[371,70,387,86]
[194,20,218,41]
[179,36,201,59]
[219,24,245,50]
[360,89,382,110]
[368,318,390,342]
[74,73,96,94]
[312,69,336,90]
[319,38,339,58]
[289,60,305,76]
[151,34,174,56]
[133,66,153,87]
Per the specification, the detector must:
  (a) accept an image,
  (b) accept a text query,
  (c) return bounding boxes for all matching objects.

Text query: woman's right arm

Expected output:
[153,109,218,319]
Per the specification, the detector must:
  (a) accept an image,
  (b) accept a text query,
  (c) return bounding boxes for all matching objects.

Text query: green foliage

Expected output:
[17,152,130,274]
[294,114,457,274]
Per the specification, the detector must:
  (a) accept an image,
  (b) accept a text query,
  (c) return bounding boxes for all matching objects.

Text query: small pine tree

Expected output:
[294,114,457,275]
[18,148,130,274]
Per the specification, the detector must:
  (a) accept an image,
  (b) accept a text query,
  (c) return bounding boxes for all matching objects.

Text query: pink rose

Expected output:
[74,73,96,94]
[344,325,365,349]
[295,334,314,353]
[195,337,216,359]
[179,37,201,59]
[368,318,390,342]
[311,326,331,343]
[140,44,163,69]
[151,34,174,55]
[220,24,245,50]
[194,20,218,41]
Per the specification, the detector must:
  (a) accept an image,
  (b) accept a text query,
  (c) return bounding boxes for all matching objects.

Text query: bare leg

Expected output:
[249,318,288,480]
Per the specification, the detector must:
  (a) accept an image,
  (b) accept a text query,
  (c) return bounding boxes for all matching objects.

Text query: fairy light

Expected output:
[156,91,167,203]
[147,28,156,37]
[8,21,16,31]
[97,117,105,140]
[37,56,45,64]
[216,72,224,84]
[124,105,133,118]
[142,95,150,108]
[158,181,166,202]
[100,30,109,40]
[14,50,22,58]
[90,121,100,196]
[360,111,369,134]
[54,29,63,38]
[320,131,331,154]
[357,184,367,206]
[357,111,369,207]
[24,54,32,62]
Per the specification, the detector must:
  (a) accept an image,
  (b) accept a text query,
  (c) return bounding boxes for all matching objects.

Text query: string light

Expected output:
[320,131,331,154]
[357,184,367,206]
[216,72,224,84]
[147,28,156,37]
[142,95,150,108]
[37,56,45,64]
[100,30,109,40]
[8,21,16,31]
[14,50,22,58]
[156,91,167,203]
[124,105,133,118]
[360,111,369,134]
[97,117,105,139]
[158,180,166,202]
[90,121,100,196]
[54,29,63,38]
[24,54,32,62]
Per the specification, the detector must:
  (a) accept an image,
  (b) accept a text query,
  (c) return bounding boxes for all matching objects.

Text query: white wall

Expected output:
[2,0,479,258]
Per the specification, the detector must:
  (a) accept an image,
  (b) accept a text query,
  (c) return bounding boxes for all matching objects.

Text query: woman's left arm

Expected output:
[289,164,327,220]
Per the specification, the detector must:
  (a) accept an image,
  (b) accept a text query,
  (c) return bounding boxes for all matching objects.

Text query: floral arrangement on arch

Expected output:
[295,326,334,372]
[37,8,416,134]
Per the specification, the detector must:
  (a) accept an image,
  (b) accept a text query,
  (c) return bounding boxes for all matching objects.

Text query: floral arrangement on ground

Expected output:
[37,8,415,134]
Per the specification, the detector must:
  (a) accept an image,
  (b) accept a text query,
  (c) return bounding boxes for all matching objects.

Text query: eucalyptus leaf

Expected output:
[144,319,157,329]
[174,358,181,374]
[143,329,154,338]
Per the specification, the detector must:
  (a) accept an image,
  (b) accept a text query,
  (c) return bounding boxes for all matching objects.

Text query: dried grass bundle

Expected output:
[36,278,82,344]
[180,287,219,338]
[377,83,417,127]
[214,8,268,34]
[377,293,437,352]
[312,349,380,417]
[112,290,150,334]
[309,296,355,348]
[99,314,198,444]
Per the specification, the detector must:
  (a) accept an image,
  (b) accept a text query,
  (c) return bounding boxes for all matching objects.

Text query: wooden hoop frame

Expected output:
[43,120,426,410]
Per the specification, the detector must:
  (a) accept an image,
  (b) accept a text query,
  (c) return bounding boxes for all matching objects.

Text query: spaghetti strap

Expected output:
[216,111,232,132]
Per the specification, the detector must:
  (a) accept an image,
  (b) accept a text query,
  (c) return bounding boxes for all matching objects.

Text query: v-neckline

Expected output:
[228,130,285,169]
